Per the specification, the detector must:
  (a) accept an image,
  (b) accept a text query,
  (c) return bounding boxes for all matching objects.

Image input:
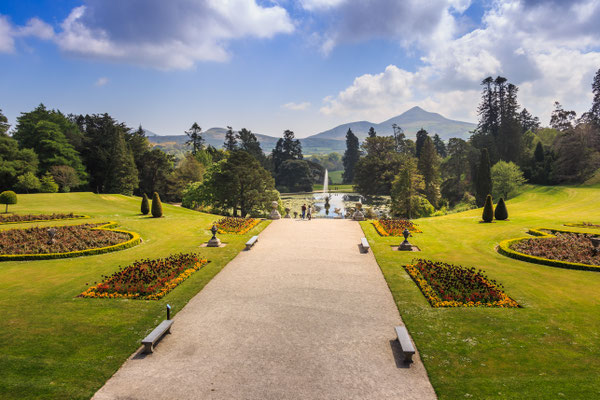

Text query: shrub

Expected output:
[482,194,494,222]
[141,193,150,215]
[39,173,59,193]
[151,192,163,218]
[0,191,17,213]
[495,197,508,220]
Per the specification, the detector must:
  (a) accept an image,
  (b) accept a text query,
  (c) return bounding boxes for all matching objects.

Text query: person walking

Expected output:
[307,204,312,220]
[301,204,307,219]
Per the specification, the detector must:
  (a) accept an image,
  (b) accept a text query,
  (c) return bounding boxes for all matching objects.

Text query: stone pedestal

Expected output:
[353,210,365,221]
[207,237,221,247]
[398,240,412,251]
[284,208,291,218]
[270,201,281,220]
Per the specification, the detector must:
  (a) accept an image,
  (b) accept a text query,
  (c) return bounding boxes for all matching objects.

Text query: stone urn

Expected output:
[398,228,412,251]
[207,224,221,247]
[269,201,281,220]
[353,202,365,221]
[284,207,291,218]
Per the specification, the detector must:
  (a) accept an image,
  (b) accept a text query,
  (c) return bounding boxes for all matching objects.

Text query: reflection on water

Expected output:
[281,192,391,218]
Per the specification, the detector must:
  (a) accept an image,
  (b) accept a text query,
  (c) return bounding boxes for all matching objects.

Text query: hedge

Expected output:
[0,221,141,262]
[0,215,89,225]
[497,227,600,272]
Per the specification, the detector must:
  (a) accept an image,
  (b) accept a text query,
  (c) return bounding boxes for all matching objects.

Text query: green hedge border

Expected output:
[0,221,141,262]
[497,227,600,272]
[0,214,90,225]
[564,223,600,229]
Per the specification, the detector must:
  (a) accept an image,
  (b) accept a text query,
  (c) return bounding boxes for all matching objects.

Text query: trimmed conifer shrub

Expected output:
[495,197,508,220]
[141,193,150,215]
[0,191,17,213]
[151,192,163,218]
[482,194,494,222]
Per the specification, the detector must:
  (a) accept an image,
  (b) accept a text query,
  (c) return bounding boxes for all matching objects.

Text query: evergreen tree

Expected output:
[276,160,313,193]
[477,77,499,139]
[105,132,139,195]
[368,127,376,138]
[432,134,447,157]
[495,197,508,220]
[151,192,163,218]
[519,108,540,133]
[185,122,204,155]
[482,194,494,222]
[125,125,151,172]
[417,136,440,207]
[0,134,38,191]
[271,130,302,173]
[550,102,577,131]
[534,142,544,163]
[391,158,424,219]
[354,136,404,195]
[138,148,175,197]
[475,148,492,207]
[237,128,267,167]
[498,83,523,162]
[590,68,600,127]
[141,193,150,215]
[224,126,238,151]
[0,109,9,135]
[342,128,360,184]
[440,138,473,206]
[415,128,429,158]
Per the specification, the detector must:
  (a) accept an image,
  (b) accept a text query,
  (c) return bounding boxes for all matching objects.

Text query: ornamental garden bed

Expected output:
[373,219,422,236]
[79,252,209,300]
[403,259,519,308]
[564,222,600,229]
[214,217,260,234]
[0,222,140,261]
[0,212,87,224]
[511,230,599,266]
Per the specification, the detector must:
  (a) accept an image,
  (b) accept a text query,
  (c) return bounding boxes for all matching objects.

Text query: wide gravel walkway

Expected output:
[94,219,436,400]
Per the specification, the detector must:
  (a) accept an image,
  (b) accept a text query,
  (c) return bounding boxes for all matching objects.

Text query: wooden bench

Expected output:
[395,325,416,363]
[245,235,259,250]
[142,320,174,353]
[360,237,370,253]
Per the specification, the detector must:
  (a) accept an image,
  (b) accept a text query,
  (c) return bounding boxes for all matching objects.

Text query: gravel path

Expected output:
[93,219,437,400]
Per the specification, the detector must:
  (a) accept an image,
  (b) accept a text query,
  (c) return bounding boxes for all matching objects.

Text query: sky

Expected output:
[1,0,600,138]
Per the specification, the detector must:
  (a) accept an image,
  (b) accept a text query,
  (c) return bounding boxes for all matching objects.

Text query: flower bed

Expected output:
[0,222,140,261]
[403,259,519,308]
[564,222,600,229]
[79,253,209,300]
[0,213,87,224]
[500,228,599,270]
[373,219,422,236]
[214,217,260,234]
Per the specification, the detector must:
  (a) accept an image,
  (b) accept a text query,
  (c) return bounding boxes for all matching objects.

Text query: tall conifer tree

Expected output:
[342,128,360,184]
[475,148,492,207]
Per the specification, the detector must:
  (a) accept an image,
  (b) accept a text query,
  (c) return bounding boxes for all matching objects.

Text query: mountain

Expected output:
[308,106,476,141]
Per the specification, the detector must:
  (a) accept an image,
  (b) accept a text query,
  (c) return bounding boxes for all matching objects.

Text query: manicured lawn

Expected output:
[313,183,354,192]
[0,193,270,399]
[361,185,600,399]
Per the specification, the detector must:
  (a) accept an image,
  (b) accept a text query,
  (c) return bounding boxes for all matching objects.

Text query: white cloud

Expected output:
[320,0,600,125]
[53,0,294,69]
[0,15,54,53]
[0,15,15,53]
[16,18,54,40]
[95,77,109,87]
[282,101,311,111]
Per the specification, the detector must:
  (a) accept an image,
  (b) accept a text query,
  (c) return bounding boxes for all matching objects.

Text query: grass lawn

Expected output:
[313,183,355,192]
[0,193,270,399]
[361,185,600,399]
[328,170,343,185]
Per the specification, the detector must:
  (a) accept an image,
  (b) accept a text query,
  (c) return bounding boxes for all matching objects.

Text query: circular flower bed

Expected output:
[0,212,87,224]
[373,219,421,236]
[512,231,599,266]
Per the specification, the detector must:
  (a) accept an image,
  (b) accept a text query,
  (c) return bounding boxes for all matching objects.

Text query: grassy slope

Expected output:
[0,193,270,400]
[361,185,600,399]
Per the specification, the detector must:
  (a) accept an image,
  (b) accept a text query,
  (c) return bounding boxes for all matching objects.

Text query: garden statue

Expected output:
[47,228,57,245]
[353,202,365,221]
[269,201,281,220]
[207,224,221,247]
[284,207,291,218]
[398,228,412,251]
[293,211,298,218]
[591,236,600,256]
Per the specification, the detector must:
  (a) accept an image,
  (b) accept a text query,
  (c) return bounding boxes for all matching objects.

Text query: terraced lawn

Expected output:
[0,193,269,399]
[362,185,600,399]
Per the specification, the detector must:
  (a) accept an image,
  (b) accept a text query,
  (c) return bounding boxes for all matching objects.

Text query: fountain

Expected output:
[323,169,329,194]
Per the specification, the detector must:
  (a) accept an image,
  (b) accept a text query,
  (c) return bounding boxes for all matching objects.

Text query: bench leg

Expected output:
[404,352,414,363]
[143,343,154,354]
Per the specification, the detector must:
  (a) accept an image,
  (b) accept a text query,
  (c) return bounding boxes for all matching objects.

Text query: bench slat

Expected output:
[245,235,259,250]
[395,325,415,362]
[360,237,370,252]
[142,320,173,353]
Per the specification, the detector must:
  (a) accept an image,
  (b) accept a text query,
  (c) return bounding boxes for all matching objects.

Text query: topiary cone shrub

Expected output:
[151,192,163,218]
[495,197,508,220]
[482,194,494,223]
[0,191,17,213]
[141,193,150,215]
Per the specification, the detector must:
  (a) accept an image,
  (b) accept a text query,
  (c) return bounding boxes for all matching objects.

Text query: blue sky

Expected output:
[1,0,600,138]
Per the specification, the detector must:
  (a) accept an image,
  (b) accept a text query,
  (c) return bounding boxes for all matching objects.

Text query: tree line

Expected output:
[342,68,600,218]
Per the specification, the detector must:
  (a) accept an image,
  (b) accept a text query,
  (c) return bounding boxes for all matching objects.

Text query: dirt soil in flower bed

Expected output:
[0,223,129,255]
[0,212,85,223]
[404,259,518,308]
[79,252,208,300]
[513,231,600,266]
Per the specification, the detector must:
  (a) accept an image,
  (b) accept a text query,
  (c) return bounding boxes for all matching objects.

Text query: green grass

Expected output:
[313,183,354,192]
[361,185,600,399]
[328,170,343,185]
[0,193,270,399]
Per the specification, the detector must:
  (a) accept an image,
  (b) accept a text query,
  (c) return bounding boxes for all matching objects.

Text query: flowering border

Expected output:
[79,258,209,300]
[212,218,261,235]
[372,220,422,237]
[403,261,519,308]
[0,221,141,262]
[497,227,600,272]
[0,214,90,225]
